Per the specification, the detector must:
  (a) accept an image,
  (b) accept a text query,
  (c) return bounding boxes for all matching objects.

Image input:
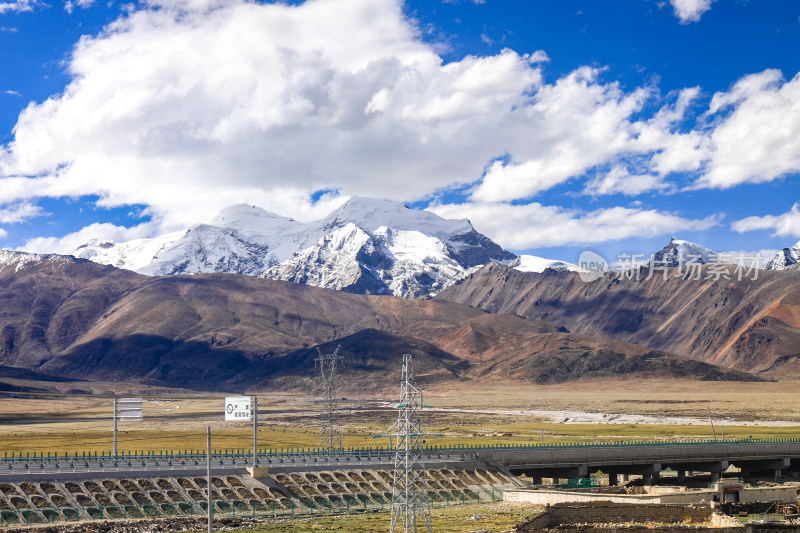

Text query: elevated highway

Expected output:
[2,438,799,484]
[474,439,800,484]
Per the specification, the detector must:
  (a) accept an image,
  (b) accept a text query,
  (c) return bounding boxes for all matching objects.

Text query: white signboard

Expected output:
[117,397,143,422]
[225,396,251,421]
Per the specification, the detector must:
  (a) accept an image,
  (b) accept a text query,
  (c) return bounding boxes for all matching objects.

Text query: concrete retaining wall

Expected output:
[740,486,797,503]
[546,502,715,525]
[513,502,743,531]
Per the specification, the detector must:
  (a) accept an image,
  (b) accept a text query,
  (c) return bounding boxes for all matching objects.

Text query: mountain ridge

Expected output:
[435,261,800,378]
[0,251,757,390]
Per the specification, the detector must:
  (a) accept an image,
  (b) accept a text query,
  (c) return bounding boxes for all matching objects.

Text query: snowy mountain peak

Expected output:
[653,237,718,266]
[322,196,473,239]
[71,197,516,299]
[764,241,800,271]
[211,203,296,228]
[512,255,578,273]
[0,249,74,272]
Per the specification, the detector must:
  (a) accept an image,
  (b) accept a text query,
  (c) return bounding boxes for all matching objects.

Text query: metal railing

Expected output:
[1,437,798,471]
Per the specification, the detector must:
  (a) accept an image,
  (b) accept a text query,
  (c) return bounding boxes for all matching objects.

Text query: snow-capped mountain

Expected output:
[0,249,70,272]
[266,222,473,299]
[511,255,578,273]
[764,241,800,270]
[652,237,719,266]
[72,197,517,299]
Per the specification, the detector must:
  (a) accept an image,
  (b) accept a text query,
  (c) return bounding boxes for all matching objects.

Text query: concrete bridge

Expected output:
[475,440,800,485]
[3,439,800,485]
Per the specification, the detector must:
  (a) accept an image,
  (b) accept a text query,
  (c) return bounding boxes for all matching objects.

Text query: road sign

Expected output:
[117,397,143,421]
[225,396,251,421]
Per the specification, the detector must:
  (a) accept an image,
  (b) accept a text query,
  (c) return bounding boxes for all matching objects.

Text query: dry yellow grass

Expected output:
[426,379,800,421]
[0,378,798,454]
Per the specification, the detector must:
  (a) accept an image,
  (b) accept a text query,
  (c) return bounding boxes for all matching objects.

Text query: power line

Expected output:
[379,353,433,533]
[315,345,343,455]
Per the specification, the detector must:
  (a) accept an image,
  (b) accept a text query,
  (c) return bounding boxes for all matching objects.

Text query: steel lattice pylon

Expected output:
[380,353,433,533]
[315,345,343,454]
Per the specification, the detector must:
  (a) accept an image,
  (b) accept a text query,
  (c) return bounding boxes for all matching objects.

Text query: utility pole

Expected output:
[379,354,433,533]
[252,395,258,466]
[113,397,118,459]
[207,426,213,533]
[707,406,717,441]
[315,346,343,455]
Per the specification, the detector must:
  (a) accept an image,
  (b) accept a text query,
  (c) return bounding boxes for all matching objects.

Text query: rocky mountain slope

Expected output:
[652,237,719,266]
[765,240,800,270]
[73,197,517,299]
[436,262,800,378]
[0,250,754,391]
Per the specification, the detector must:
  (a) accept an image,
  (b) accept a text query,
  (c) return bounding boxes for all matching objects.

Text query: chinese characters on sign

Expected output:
[224,396,251,421]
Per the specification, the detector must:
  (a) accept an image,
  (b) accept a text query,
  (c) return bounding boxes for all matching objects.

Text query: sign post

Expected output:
[224,396,251,421]
[224,396,258,466]
[113,397,143,459]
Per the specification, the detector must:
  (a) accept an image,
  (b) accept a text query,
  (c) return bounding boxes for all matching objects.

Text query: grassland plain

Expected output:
[1,379,799,454]
[201,502,537,533]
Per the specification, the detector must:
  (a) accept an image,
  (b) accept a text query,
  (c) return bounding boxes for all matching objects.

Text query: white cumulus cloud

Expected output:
[670,0,714,24]
[732,202,800,239]
[584,165,668,196]
[470,67,653,202]
[65,0,95,14]
[0,0,796,250]
[20,222,156,255]
[698,70,800,189]
[0,201,42,223]
[0,0,39,13]
[428,202,720,249]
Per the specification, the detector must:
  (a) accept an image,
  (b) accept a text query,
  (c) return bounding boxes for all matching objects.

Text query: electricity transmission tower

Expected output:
[380,353,433,533]
[315,345,343,454]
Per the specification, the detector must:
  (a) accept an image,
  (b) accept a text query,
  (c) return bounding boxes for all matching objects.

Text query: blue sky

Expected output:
[1,0,799,265]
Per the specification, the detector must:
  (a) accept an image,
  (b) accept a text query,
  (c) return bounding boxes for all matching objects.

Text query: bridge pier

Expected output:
[735,458,789,482]
[664,460,728,482]
[602,463,662,486]
[514,465,588,484]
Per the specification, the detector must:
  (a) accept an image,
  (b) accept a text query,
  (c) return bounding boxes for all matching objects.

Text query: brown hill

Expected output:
[0,253,759,390]
[435,262,800,378]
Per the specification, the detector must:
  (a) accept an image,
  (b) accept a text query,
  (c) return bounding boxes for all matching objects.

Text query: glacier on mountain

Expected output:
[71,197,518,299]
